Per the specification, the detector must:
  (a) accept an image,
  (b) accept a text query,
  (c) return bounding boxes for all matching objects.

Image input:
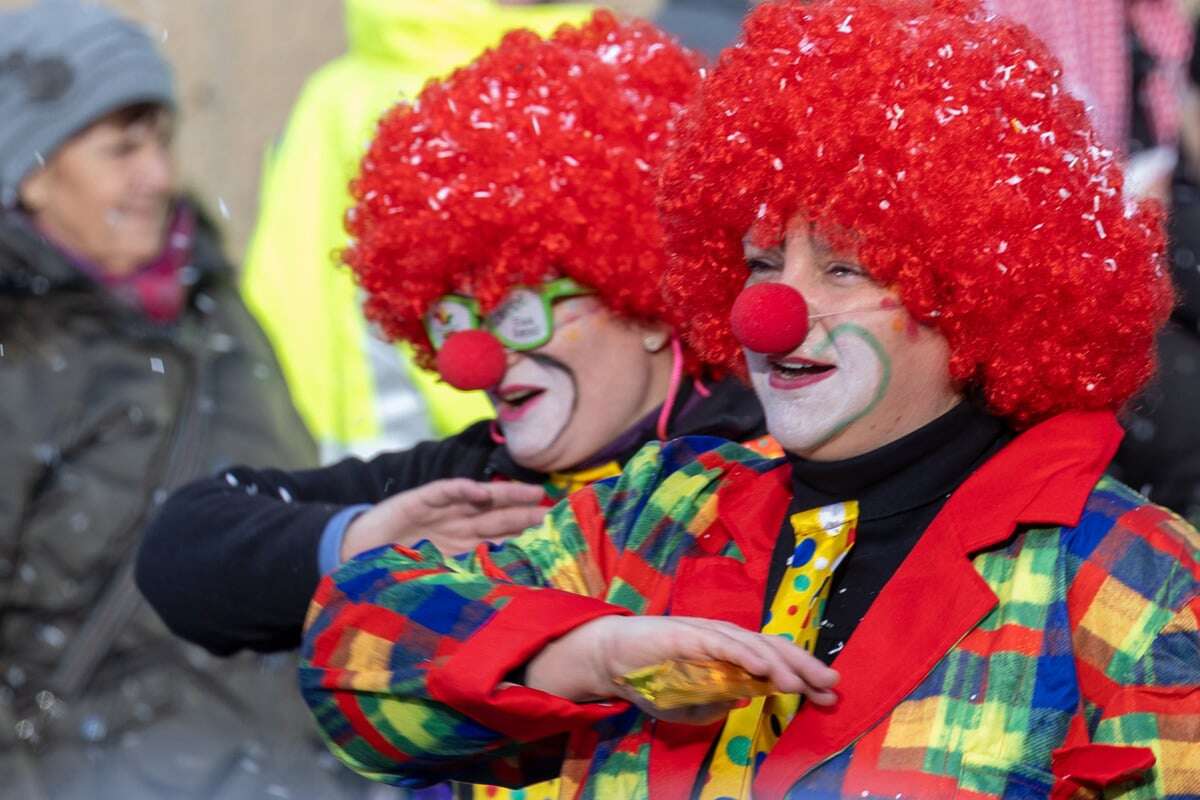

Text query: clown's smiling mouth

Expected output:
[768,357,836,389]
[495,384,547,421]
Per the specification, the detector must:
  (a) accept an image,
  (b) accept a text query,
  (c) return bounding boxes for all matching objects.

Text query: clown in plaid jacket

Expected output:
[301,411,1200,798]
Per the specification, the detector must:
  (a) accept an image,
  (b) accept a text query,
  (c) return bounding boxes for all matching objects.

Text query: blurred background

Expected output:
[0,0,663,256]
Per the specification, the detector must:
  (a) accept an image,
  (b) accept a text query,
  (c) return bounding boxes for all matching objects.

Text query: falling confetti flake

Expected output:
[150,357,165,374]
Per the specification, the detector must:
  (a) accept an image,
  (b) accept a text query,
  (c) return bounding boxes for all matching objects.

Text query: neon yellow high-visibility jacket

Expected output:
[242,0,593,461]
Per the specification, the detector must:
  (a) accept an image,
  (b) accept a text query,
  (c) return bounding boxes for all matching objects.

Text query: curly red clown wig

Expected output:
[659,0,1174,425]
[343,11,702,372]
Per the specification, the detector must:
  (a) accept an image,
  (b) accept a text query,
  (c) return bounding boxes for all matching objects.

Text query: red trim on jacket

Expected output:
[426,589,631,742]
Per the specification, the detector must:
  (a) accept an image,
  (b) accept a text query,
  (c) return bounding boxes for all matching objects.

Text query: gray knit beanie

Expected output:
[0,0,175,208]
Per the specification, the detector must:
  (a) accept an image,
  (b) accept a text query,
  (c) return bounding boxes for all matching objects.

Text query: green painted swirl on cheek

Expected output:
[811,323,893,438]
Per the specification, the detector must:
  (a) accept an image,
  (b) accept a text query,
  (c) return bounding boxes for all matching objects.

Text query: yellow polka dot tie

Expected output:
[698,501,858,800]
[470,783,560,800]
[546,461,624,496]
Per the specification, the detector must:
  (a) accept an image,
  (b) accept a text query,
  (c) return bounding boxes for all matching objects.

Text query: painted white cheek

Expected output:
[833,334,886,418]
[761,385,848,451]
[751,366,848,451]
[752,333,884,452]
[502,370,575,458]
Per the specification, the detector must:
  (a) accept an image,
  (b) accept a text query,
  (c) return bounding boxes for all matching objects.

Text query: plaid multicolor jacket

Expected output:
[301,412,1200,799]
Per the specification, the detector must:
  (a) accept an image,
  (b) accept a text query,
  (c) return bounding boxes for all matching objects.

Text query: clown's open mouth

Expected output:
[495,384,547,421]
[768,357,836,389]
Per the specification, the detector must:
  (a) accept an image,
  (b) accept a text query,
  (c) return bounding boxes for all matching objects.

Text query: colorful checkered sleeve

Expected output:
[298,441,681,788]
[1069,501,1200,796]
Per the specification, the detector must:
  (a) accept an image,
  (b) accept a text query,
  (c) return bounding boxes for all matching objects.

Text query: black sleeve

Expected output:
[1111,325,1200,526]
[1191,19,1200,87]
[136,422,496,655]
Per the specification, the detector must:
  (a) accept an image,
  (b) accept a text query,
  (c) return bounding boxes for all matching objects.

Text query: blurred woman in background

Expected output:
[0,2,326,798]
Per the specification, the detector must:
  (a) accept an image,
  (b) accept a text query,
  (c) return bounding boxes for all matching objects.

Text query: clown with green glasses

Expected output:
[140,7,778,727]
[143,20,778,800]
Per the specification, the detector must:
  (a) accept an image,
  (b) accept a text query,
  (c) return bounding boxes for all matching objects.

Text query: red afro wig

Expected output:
[659,0,1174,425]
[344,11,702,371]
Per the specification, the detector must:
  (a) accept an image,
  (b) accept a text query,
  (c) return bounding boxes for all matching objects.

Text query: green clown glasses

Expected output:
[424,277,594,352]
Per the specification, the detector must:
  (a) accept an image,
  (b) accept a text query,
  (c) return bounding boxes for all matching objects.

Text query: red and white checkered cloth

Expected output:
[985,0,1194,152]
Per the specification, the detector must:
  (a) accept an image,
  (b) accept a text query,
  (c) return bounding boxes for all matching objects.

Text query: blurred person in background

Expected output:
[985,0,1191,193]
[0,2,347,798]
[653,0,752,56]
[1118,0,1200,525]
[240,0,593,465]
[983,0,1200,525]
[1184,0,1200,182]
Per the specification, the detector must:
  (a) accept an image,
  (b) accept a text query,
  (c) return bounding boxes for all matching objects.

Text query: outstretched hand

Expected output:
[525,615,839,725]
[341,478,549,561]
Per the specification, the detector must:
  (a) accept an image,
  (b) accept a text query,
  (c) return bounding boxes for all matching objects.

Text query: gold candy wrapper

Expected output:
[615,659,772,710]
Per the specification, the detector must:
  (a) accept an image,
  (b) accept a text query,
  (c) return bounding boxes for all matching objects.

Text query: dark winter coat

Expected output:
[1112,181,1200,525]
[1105,14,1200,526]
[0,204,365,800]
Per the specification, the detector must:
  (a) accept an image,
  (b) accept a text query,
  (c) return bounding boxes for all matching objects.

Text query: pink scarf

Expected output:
[59,206,194,324]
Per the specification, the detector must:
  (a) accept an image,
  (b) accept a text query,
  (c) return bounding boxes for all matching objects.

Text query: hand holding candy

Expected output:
[616,658,773,709]
[524,615,839,725]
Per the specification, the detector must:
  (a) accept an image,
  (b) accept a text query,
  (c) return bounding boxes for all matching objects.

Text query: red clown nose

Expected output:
[436,330,508,391]
[730,282,810,354]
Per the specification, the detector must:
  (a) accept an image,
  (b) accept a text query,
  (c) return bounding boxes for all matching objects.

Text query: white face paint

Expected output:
[746,322,890,454]
[490,356,576,463]
[741,223,961,460]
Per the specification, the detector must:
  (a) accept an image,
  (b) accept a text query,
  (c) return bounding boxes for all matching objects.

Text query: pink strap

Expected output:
[656,337,685,441]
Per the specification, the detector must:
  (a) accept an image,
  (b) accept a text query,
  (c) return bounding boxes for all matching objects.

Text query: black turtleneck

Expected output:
[764,401,1013,666]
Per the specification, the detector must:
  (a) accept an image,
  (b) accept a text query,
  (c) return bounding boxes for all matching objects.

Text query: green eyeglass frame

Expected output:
[424,277,593,352]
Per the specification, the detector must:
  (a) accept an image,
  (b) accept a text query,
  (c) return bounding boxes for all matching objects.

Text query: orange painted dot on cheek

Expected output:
[880,296,920,342]
[550,306,602,349]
